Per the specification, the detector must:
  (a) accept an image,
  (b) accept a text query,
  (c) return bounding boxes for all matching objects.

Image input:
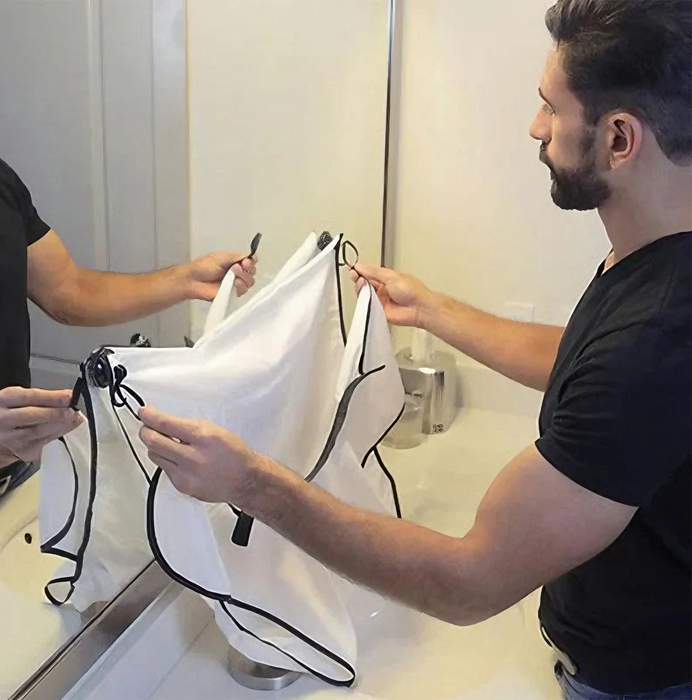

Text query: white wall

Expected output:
[386,0,611,413]
[187,0,391,338]
[390,0,610,327]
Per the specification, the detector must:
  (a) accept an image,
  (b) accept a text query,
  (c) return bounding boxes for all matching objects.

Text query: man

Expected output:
[138,1,691,698]
[0,156,257,495]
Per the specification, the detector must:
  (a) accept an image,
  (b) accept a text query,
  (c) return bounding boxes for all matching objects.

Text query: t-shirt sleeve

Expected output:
[535,324,691,507]
[0,160,51,245]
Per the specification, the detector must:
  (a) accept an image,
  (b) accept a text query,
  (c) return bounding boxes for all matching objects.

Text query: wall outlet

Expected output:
[504,302,535,323]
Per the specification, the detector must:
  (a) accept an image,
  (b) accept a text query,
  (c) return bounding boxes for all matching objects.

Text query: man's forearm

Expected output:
[243,455,497,626]
[421,294,564,392]
[49,266,190,327]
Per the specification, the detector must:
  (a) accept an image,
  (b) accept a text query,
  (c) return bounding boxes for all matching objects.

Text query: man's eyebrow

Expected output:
[538,87,553,107]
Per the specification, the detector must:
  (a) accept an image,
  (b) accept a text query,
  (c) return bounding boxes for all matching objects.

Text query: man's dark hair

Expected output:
[545,0,692,165]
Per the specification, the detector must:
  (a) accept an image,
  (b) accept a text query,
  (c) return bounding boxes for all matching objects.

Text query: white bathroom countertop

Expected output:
[139,407,562,700]
[0,473,84,700]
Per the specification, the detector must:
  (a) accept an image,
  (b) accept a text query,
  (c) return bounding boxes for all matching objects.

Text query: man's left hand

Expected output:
[138,405,266,508]
[186,252,258,302]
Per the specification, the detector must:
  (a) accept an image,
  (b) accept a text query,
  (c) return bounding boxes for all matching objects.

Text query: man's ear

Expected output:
[602,112,644,171]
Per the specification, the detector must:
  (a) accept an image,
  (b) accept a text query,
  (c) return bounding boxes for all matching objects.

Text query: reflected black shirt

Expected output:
[536,232,692,694]
[0,158,51,390]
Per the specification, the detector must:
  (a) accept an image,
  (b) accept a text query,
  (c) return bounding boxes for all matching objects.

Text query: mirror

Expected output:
[0,1,392,698]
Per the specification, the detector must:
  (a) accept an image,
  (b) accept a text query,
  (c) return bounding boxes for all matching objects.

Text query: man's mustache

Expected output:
[539,143,551,167]
[539,144,558,181]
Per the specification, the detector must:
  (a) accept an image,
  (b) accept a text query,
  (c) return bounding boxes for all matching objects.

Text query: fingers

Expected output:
[7,441,41,464]
[348,268,379,295]
[54,411,84,438]
[138,406,201,445]
[139,425,192,463]
[147,451,177,471]
[147,451,179,477]
[211,251,259,273]
[1,406,75,429]
[147,452,196,497]
[210,251,242,273]
[10,415,82,445]
[231,263,256,297]
[350,275,367,294]
[354,264,395,285]
[0,387,72,409]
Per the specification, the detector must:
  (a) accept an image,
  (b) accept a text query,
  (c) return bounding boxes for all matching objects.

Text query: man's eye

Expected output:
[542,103,555,116]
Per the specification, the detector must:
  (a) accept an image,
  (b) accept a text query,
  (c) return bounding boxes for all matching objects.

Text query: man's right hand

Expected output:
[349,264,437,328]
[349,262,564,392]
[0,387,83,468]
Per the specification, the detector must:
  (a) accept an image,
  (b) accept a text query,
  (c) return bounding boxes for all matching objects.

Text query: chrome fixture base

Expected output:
[227,646,301,691]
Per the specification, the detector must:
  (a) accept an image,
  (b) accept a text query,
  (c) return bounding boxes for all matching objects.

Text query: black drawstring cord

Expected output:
[338,239,362,279]
[85,350,151,484]
[110,365,145,418]
[104,363,152,485]
[70,376,85,411]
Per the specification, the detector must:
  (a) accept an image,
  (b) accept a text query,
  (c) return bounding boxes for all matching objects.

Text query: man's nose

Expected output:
[529,109,549,142]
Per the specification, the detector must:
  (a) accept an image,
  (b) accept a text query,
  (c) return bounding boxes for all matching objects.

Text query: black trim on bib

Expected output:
[146,468,355,687]
[358,281,373,375]
[355,293,404,518]
[335,235,348,346]
[40,438,79,553]
[41,436,85,605]
[373,448,402,519]
[304,365,386,483]
[309,280,403,519]
[112,406,152,485]
[220,601,355,687]
[360,402,405,518]
[44,366,100,606]
[69,376,85,411]
[147,468,230,599]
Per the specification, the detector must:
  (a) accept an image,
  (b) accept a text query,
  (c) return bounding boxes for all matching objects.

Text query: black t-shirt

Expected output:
[536,231,692,694]
[0,158,51,391]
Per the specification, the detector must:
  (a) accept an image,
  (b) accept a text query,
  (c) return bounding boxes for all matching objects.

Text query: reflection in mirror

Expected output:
[0,1,391,698]
[186,0,390,338]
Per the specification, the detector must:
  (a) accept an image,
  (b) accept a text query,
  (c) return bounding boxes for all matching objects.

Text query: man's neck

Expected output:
[598,168,692,263]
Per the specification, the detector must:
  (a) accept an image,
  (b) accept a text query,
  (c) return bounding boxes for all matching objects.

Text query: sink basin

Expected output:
[147,592,554,700]
[0,515,63,600]
[141,409,561,700]
[0,473,83,700]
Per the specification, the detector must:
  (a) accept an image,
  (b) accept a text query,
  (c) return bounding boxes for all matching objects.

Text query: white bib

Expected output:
[39,233,404,686]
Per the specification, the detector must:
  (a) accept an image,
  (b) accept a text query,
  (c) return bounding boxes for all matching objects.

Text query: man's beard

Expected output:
[539,134,611,211]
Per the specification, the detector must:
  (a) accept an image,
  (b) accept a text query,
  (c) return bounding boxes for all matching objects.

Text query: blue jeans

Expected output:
[555,663,692,700]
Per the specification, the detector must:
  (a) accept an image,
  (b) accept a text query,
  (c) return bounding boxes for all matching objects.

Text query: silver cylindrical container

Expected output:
[396,344,458,435]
